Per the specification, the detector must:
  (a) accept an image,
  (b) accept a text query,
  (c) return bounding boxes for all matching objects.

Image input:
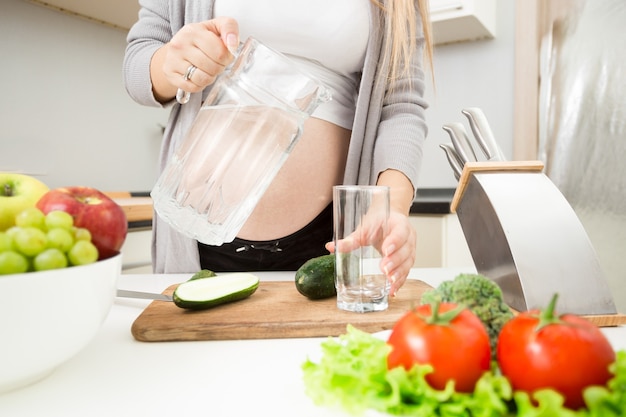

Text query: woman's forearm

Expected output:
[376,169,415,215]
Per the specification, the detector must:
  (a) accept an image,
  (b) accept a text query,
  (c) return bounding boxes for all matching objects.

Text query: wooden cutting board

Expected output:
[130,280,626,342]
[131,280,432,342]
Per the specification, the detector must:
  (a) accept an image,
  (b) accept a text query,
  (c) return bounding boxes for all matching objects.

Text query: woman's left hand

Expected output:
[379,210,416,296]
[325,210,416,296]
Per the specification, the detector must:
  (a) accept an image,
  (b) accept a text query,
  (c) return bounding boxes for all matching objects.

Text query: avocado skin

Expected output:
[295,254,337,300]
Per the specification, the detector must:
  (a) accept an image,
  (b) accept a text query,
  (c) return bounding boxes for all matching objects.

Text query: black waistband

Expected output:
[197,204,333,271]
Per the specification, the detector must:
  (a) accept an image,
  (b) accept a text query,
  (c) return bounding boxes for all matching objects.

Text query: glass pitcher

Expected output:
[151,37,332,245]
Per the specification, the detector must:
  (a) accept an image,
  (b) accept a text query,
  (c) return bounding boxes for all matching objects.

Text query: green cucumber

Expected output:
[173,272,260,310]
[188,269,217,281]
[295,254,337,300]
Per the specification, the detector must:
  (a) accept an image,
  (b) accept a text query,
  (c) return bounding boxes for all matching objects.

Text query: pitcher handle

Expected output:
[176,42,244,105]
[176,88,191,105]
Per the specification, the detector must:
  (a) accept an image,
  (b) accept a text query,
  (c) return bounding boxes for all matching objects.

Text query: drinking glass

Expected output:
[333,185,390,312]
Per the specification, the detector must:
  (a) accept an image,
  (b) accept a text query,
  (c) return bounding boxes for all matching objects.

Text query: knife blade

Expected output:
[117,289,173,302]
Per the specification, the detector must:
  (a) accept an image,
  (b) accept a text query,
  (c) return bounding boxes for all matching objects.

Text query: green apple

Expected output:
[0,173,50,231]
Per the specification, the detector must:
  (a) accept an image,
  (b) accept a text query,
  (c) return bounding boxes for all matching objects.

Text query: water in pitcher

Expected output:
[151,104,300,245]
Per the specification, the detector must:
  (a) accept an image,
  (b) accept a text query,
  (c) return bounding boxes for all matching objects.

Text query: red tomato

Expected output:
[497,294,616,410]
[387,302,492,393]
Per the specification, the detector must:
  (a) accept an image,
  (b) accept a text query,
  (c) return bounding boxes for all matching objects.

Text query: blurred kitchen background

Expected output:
[0,0,513,191]
[536,0,626,311]
[0,0,624,310]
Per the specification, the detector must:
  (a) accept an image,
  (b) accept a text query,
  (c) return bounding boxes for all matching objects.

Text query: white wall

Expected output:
[422,0,516,188]
[0,0,168,191]
[0,0,515,192]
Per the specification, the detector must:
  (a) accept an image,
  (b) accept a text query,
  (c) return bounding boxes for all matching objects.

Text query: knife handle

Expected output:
[462,108,505,161]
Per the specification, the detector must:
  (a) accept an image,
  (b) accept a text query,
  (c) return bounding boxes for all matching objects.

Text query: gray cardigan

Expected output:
[123,0,429,273]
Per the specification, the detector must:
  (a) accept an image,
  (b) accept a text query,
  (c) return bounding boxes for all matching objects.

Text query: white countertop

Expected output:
[1,268,625,417]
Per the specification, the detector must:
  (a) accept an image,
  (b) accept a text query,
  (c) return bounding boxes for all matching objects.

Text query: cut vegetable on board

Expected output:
[173,273,260,310]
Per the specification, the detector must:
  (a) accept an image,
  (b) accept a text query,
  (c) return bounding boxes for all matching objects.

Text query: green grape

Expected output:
[0,232,13,252]
[33,248,68,271]
[14,207,46,229]
[13,227,48,257]
[0,251,29,275]
[68,240,98,266]
[44,210,74,230]
[72,227,92,242]
[46,228,74,253]
[5,226,21,238]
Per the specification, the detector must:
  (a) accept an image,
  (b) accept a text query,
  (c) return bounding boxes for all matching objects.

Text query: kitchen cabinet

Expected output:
[110,194,153,273]
[27,0,497,44]
[409,188,474,269]
[430,0,497,44]
[119,229,152,274]
[410,213,474,268]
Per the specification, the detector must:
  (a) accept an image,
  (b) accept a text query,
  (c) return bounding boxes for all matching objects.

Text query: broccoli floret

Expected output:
[421,273,514,358]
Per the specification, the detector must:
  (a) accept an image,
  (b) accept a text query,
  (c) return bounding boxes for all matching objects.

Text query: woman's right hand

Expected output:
[151,17,239,102]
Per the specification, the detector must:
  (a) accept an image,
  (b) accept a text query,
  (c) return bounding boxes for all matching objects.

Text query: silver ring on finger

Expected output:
[183,65,197,82]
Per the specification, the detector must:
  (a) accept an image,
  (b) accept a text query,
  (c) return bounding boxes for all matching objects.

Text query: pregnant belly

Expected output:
[236,118,351,240]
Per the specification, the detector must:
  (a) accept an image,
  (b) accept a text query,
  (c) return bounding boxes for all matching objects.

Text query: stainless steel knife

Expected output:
[461,107,506,161]
[443,122,477,164]
[439,143,464,180]
[116,289,173,302]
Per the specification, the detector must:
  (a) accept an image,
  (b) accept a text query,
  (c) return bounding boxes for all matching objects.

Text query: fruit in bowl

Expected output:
[37,186,128,261]
[0,252,121,393]
[0,177,128,392]
[0,173,50,231]
[0,207,102,275]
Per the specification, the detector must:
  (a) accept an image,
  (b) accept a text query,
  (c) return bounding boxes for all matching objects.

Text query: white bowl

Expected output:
[0,253,121,393]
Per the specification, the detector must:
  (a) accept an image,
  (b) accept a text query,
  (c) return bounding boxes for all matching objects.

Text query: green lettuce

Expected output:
[577,350,626,417]
[301,326,626,417]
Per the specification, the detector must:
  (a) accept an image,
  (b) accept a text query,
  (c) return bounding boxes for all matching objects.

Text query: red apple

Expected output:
[36,187,127,260]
